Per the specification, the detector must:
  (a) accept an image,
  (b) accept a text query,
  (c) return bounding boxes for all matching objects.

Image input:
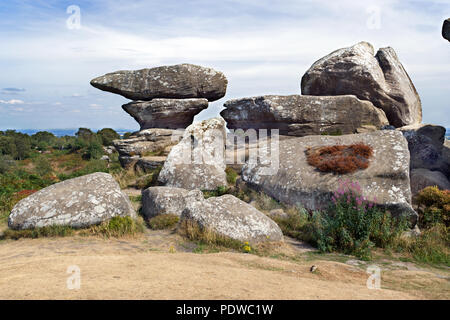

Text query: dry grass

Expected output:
[306,143,373,174]
[148,214,179,230]
[1,216,145,240]
[177,219,244,251]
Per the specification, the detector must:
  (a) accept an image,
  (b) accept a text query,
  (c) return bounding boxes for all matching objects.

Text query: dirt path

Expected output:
[0,234,447,300]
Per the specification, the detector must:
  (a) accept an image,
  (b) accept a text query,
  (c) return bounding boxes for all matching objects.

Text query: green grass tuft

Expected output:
[148,214,179,230]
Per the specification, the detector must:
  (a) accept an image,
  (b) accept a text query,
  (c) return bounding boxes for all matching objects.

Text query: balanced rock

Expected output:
[181,193,283,243]
[221,95,388,136]
[410,168,450,196]
[141,187,203,219]
[158,117,227,190]
[443,18,450,41]
[397,124,447,173]
[301,41,422,127]
[8,173,135,230]
[241,130,418,224]
[90,64,227,101]
[122,98,208,130]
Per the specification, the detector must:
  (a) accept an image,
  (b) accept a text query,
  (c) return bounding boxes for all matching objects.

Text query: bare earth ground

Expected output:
[0,229,448,300]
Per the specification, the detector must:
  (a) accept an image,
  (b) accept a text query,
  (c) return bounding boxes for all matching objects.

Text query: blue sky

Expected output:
[0,0,449,130]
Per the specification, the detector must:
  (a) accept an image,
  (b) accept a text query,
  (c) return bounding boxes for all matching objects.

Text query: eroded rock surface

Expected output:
[301,42,422,127]
[443,18,450,41]
[242,130,418,224]
[181,193,283,243]
[122,98,208,130]
[158,117,227,190]
[8,173,135,230]
[141,187,203,219]
[90,64,227,101]
[221,95,388,136]
[397,124,448,174]
[410,168,450,196]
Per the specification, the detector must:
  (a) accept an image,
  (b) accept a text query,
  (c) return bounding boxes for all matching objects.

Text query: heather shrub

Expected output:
[306,143,373,174]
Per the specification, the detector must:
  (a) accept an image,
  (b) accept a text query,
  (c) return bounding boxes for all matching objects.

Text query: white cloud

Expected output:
[0,0,449,128]
[0,99,25,105]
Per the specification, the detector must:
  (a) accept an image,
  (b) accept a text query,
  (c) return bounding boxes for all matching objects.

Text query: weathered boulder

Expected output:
[443,18,450,41]
[113,128,179,157]
[397,124,447,173]
[141,187,203,219]
[301,41,422,127]
[113,128,179,169]
[410,168,450,196]
[181,193,284,243]
[241,130,418,224]
[8,173,135,230]
[158,117,227,190]
[135,156,167,172]
[90,64,227,101]
[221,95,388,136]
[122,98,208,130]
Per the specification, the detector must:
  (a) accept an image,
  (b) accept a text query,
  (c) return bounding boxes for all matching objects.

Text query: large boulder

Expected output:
[241,130,418,224]
[221,95,388,136]
[8,173,135,230]
[158,117,227,190]
[301,42,422,128]
[443,18,450,41]
[113,129,178,157]
[113,128,180,169]
[90,64,227,102]
[141,187,203,219]
[410,169,450,196]
[397,124,448,174]
[122,98,209,130]
[181,193,283,243]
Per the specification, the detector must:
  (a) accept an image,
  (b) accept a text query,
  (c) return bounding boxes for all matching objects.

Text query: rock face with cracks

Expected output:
[241,130,418,224]
[141,187,203,219]
[90,63,228,102]
[8,173,136,230]
[181,193,284,243]
[158,117,227,190]
[221,94,388,136]
[301,42,422,127]
[122,98,209,130]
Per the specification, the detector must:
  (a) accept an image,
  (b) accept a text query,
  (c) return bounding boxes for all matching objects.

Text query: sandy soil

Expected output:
[0,232,448,300]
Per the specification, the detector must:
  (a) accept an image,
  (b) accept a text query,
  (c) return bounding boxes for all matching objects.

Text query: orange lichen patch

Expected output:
[306,143,373,174]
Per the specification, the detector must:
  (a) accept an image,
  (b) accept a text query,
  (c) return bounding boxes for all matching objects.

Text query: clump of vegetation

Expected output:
[394,223,449,265]
[1,225,74,240]
[253,192,280,211]
[1,216,145,240]
[148,214,179,230]
[202,185,230,198]
[86,216,145,238]
[178,219,244,251]
[0,155,16,174]
[414,186,449,229]
[306,143,373,174]
[97,128,120,146]
[242,241,252,253]
[273,180,408,260]
[225,167,238,185]
[320,129,343,136]
[33,156,53,177]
